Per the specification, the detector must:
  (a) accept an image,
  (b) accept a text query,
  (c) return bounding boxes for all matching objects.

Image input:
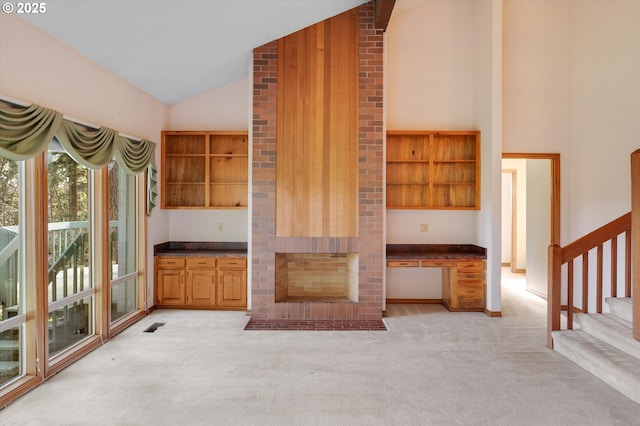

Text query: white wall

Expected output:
[502,0,639,311]
[386,0,475,129]
[501,172,512,264]
[165,76,251,242]
[387,0,640,308]
[168,77,250,131]
[473,0,503,314]
[502,0,572,153]
[0,14,170,308]
[166,210,249,242]
[0,15,168,143]
[385,0,482,301]
[384,0,505,310]
[504,0,640,243]
[525,159,551,298]
[386,210,476,300]
[569,0,640,238]
[502,0,571,247]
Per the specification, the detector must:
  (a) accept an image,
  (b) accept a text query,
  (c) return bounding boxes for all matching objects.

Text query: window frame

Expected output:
[99,161,148,336]
[41,149,100,374]
[0,161,26,388]
[102,161,148,337]
[0,149,149,389]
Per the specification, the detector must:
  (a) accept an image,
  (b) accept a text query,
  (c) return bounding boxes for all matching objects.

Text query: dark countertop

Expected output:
[386,244,486,260]
[154,241,247,257]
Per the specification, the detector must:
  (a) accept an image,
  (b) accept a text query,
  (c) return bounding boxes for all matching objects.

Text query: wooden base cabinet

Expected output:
[217,258,248,308]
[187,258,217,306]
[442,260,486,312]
[155,256,247,310]
[156,257,186,306]
[156,268,186,306]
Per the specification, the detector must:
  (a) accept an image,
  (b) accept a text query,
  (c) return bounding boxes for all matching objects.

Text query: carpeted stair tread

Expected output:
[575,313,640,361]
[605,297,633,323]
[552,329,640,405]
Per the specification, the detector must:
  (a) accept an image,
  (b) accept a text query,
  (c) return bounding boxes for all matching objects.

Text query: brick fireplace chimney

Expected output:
[250,2,384,325]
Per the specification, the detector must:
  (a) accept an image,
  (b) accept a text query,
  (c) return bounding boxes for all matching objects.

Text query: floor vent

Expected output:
[143,322,166,333]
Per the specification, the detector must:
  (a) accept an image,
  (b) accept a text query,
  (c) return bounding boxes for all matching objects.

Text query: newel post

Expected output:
[631,150,640,341]
[548,243,562,348]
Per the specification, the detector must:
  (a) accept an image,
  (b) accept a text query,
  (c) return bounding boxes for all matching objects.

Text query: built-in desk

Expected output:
[386,244,486,312]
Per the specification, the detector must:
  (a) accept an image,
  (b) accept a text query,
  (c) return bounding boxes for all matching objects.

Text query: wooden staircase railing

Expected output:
[547,213,632,347]
[548,149,640,347]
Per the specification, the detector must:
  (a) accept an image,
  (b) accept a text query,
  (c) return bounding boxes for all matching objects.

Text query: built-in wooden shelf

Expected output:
[161,130,248,209]
[386,130,480,210]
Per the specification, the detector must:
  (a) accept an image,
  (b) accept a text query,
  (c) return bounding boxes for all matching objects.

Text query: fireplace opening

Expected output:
[275,253,359,302]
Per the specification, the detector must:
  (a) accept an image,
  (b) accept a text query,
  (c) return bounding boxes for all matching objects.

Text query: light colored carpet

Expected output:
[2,270,640,425]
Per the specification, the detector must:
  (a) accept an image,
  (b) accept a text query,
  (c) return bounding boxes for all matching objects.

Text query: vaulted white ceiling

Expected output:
[22,0,367,105]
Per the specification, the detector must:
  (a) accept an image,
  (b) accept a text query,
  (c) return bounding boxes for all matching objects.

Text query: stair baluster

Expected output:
[548,213,632,348]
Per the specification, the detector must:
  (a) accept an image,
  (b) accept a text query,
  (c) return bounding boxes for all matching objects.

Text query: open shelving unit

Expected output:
[386,130,480,210]
[161,131,248,209]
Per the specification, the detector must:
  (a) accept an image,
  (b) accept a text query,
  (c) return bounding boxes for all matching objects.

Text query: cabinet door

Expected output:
[217,269,247,308]
[157,269,186,305]
[189,269,216,307]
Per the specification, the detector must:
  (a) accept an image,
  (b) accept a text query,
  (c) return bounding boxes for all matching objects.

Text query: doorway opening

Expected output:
[501,154,560,301]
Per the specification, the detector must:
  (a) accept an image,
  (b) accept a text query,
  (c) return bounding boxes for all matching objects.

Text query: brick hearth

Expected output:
[244,319,387,331]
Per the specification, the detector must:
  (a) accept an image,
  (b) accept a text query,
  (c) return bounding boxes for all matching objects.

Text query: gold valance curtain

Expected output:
[0,104,63,160]
[0,103,156,175]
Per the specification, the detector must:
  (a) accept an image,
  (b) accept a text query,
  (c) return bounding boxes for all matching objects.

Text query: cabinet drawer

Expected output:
[186,257,217,268]
[456,260,484,272]
[219,258,247,268]
[457,282,484,309]
[387,260,419,268]
[458,297,484,310]
[422,260,456,268]
[457,272,484,282]
[457,281,483,294]
[156,257,185,268]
